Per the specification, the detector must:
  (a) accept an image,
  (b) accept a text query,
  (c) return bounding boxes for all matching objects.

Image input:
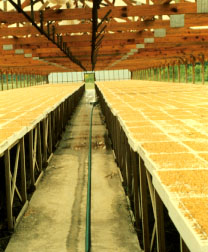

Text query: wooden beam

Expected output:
[0,3,196,24]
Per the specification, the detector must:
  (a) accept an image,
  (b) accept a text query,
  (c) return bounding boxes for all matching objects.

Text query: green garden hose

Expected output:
[85,101,98,252]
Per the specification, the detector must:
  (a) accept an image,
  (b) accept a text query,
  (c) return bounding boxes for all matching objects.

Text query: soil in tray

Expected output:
[141,141,189,154]
[157,170,208,195]
[119,114,145,121]
[129,126,162,134]
[179,197,208,240]
[199,153,208,162]
[149,153,208,169]
[169,131,208,141]
[132,133,170,142]
[183,141,208,152]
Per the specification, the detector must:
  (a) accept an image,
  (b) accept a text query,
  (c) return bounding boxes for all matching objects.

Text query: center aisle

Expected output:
[5,90,141,252]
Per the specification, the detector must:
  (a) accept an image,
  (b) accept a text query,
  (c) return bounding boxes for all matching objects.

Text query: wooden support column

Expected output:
[192,63,195,84]
[30,74,31,86]
[26,74,28,87]
[20,138,27,203]
[185,64,188,83]
[202,61,205,85]
[48,113,53,154]
[42,118,48,167]
[1,72,3,91]
[178,64,181,83]
[201,56,205,85]
[172,65,175,83]
[4,149,13,230]
[37,123,43,172]
[155,190,166,252]
[20,73,22,88]
[67,72,69,82]
[120,129,127,186]
[191,56,196,84]
[159,67,161,81]
[11,72,14,89]
[163,66,165,81]
[6,72,9,90]
[139,157,150,252]
[132,151,141,226]
[29,130,36,189]
[15,73,18,88]
[167,65,170,82]
[126,143,132,200]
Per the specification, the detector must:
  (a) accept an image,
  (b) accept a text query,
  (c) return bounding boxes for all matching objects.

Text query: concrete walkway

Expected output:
[5,90,141,252]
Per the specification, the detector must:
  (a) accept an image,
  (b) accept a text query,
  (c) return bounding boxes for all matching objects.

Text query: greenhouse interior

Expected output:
[0,0,208,252]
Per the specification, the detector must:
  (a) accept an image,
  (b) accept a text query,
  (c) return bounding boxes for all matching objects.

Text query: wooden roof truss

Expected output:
[0,0,208,75]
